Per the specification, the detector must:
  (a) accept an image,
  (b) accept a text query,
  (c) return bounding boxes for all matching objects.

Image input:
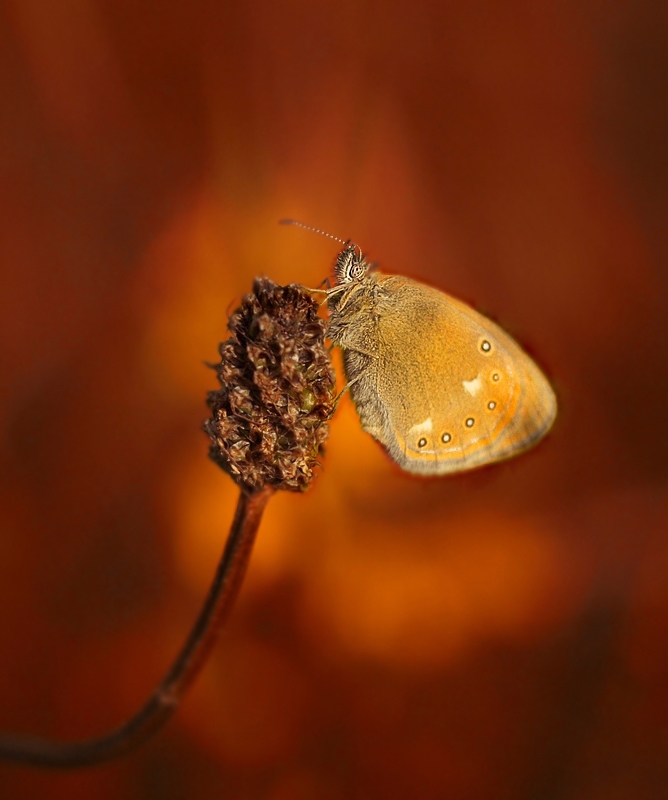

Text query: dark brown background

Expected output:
[1,1,667,798]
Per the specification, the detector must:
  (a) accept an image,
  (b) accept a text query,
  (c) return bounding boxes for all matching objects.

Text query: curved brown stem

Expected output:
[0,486,273,768]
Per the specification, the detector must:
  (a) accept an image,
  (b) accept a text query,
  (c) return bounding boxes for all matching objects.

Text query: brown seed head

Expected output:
[204,278,336,494]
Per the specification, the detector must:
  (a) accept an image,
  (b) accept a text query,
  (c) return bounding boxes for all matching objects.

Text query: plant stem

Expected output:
[0,486,273,768]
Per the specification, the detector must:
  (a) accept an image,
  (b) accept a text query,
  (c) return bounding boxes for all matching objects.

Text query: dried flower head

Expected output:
[204,278,336,494]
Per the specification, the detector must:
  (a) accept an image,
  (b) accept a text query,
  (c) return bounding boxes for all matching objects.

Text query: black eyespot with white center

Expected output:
[465,417,475,428]
[492,372,500,382]
[488,401,497,410]
[442,432,452,444]
[418,437,427,448]
[481,340,492,353]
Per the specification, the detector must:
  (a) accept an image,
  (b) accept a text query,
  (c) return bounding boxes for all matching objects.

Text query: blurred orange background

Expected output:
[1,1,667,798]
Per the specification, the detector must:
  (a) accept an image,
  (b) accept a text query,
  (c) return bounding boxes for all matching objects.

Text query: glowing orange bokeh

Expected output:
[1,2,668,798]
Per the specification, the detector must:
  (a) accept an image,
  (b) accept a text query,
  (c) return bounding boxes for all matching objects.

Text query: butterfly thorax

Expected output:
[326,273,384,354]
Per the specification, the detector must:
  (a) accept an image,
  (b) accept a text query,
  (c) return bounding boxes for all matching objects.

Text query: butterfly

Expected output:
[282,220,557,475]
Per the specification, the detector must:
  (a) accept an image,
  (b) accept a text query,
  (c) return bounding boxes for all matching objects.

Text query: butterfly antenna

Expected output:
[279,219,349,246]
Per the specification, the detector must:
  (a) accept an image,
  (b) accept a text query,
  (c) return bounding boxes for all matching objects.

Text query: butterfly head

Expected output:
[334,242,370,285]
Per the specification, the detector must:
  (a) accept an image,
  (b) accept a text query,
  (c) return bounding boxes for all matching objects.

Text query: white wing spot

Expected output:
[408,418,433,437]
[462,375,482,396]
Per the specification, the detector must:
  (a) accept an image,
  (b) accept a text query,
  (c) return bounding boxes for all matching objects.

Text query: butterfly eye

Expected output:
[334,245,363,283]
[417,437,428,448]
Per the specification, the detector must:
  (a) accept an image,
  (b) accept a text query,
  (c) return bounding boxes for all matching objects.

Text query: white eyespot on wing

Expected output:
[462,374,482,397]
[408,417,433,438]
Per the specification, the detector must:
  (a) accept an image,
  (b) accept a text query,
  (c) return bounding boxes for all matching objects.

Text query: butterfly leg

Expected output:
[317,277,341,306]
[333,373,363,411]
